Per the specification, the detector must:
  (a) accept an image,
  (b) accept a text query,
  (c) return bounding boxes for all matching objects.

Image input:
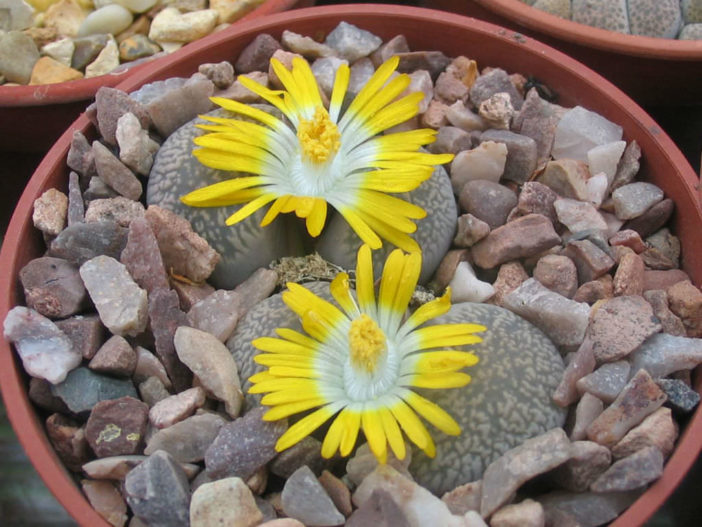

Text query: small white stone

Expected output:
[586,172,609,208]
[149,7,218,43]
[587,140,626,185]
[446,101,486,132]
[404,69,433,113]
[553,106,623,162]
[450,261,495,303]
[115,0,158,14]
[41,37,75,67]
[78,4,133,38]
[554,198,609,233]
[85,36,119,77]
[450,141,507,192]
[311,56,348,97]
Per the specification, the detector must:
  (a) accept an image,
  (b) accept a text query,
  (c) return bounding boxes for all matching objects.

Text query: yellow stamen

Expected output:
[297,107,341,163]
[348,314,386,374]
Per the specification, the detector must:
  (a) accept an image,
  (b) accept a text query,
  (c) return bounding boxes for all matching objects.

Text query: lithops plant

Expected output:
[521,0,700,39]
[156,55,454,288]
[147,107,303,289]
[227,248,565,494]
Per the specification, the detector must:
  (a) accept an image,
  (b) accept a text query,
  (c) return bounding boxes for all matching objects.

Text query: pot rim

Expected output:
[472,0,702,60]
[0,0,303,108]
[1,4,701,526]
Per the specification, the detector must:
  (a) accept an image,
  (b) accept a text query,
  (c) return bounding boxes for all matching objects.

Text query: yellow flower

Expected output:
[249,245,485,463]
[181,56,454,252]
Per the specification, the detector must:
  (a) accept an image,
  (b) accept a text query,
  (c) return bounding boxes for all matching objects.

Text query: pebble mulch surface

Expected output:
[2,24,702,527]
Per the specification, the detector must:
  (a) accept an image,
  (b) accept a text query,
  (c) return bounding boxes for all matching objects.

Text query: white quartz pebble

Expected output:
[553,106,623,162]
[449,261,495,303]
[41,37,75,67]
[586,172,609,208]
[587,140,626,184]
[78,4,133,38]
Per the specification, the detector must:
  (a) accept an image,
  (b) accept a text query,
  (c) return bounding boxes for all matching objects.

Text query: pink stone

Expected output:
[441,480,482,515]
[149,387,207,429]
[318,470,353,517]
[488,261,529,307]
[92,141,142,201]
[589,446,663,492]
[420,99,450,129]
[643,290,686,336]
[454,213,490,248]
[46,413,91,471]
[82,479,128,527]
[89,335,137,377]
[608,229,646,253]
[613,251,645,296]
[553,338,596,407]
[490,499,544,527]
[667,280,702,338]
[586,369,667,448]
[120,216,169,294]
[145,205,220,284]
[32,188,68,236]
[576,361,630,404]
[550,441,611,492]
[85,396,149,458]
[588,295,661,363]
[563,240,615,284]
[471,213,561,269]
[533,254,578,298]
[611,407,678,460]
[187,290,243,342]
[570,392,604,441]
[643,269,691,292]
[573,275,614,304]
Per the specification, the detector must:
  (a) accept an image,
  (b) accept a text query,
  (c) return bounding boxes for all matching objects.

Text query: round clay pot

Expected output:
[425,0,702,106]
[0,0,309,154]
[1,4,701,525]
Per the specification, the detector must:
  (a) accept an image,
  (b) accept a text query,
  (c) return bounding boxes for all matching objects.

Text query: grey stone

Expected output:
[554,198,608,233]
[590,446,664,492]
[563,239,615,284]
[539,490,640,527]
[347,442,412,487]
[0,30,39,83]
[72,34,109,71]
[205,406,287,480]
[116,112,160,176]
[282,466,345,527]
[80,255,148,337]
[512,89,567,169]
[324,21,382,62]
[552,338,596,408]
[234,33,281,73]
[395,50,451,80]
[657,378,700,414]
[124,450,190,527]
[198,61,235,89]
[51,367,137,415]
[138,376,171,408]
[644,289,686,336]
[67,172,86,226]
[479,129,537,183]
[628,333,702,379]
[576,361,630,403]
[502,278,590,350]
[270,436,327,479]
[49,220,128,266]
[622,198,674,238]
[3,306,81,384]
[186,290,242,342]
[233,267,278,315]
[612,182,665,220]
[29,377,71,413]
[459,180,517,229]
[469,68,524,110]
[92,141,142,201]
[145,413,227,463]
[480,428,571,517]
[174,326,243,417]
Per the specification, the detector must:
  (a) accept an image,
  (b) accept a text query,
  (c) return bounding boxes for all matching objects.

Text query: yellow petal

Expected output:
[210,96,281,129]
[263,396,327,421]
[403,391,461,435]
[330,272,358,318]
[362,408,387,464]
[406,372,472,389]
[254,354,313,368]
[402,290,452,334]
[356,211,420,254]
[252,337,315,355]
[344,56,400,124]
[261,386,321,405]
[248,377,317,395]
[329,62,350,122]
[411,324,486,350]
[225,193,277,226]
[355,244,376,314]
[413,350,480,374]
[336,206,383,250]
[283,282,345,327]
[388,397,436,457]
[275,404,337,451]
[321,409,347,459]
[180,177,265,207]
[379,407,406,461]
[306,198,327,237]
[260,195,292,227]
[340,408,362,456]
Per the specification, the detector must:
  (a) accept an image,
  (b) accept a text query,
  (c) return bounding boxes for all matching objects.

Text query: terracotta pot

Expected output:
[1,4,701,525]
[423,0,702,107]
[0,0,309,154]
